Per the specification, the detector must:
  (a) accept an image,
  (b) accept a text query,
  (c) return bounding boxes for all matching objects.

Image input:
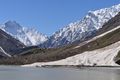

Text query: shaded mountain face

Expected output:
[42,4,120,48]
[0,29,25,56]
[0,21,48,46]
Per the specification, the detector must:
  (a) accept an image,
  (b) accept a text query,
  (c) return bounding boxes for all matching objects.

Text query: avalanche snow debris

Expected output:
[22,41,120,67]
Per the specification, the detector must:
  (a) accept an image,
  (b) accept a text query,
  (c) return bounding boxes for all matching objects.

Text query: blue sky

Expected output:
[0,0,120,36]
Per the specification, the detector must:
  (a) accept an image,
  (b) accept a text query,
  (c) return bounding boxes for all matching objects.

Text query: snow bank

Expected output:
[22,41,120,67]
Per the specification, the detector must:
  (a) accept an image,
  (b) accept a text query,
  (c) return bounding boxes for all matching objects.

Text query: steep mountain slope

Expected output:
[0,29,25,56]
[42,4,120,48]
[0,21,48,46]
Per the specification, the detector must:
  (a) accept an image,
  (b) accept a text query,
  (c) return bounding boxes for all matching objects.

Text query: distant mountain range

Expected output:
[0,4,120,66]
[0,4,120,48]
[42,4,120,48]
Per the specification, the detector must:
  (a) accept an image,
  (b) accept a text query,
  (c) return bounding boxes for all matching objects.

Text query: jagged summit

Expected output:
[0,21,48,46]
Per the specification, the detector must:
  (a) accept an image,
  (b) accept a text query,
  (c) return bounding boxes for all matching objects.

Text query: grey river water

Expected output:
[0,66,120,80]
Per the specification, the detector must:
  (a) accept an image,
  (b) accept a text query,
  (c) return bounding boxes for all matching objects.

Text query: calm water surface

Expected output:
[0,66,120,80]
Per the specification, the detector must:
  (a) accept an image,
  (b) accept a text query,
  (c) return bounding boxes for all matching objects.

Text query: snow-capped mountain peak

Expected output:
[0,21,48,46]
[42,4,120,48]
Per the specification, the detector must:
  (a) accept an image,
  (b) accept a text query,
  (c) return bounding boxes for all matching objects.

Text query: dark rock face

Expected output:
[0,29,25,56]
[0,52,5,58]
